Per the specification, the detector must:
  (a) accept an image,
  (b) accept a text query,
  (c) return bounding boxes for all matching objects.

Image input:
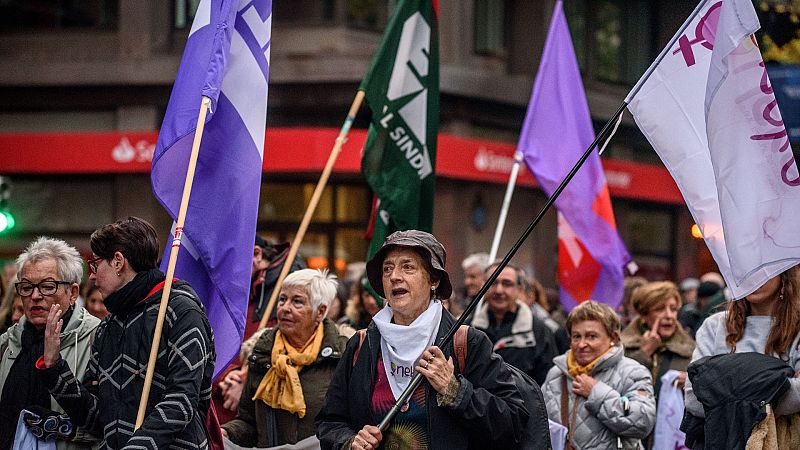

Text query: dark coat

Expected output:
[315,310,531,450]
[681,352,793,450]
[39,278,215,450]
[470,301,558,385]
[222,318,347,447]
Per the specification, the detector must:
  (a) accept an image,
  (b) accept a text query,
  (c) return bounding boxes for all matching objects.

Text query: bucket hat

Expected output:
[366,230,452,299]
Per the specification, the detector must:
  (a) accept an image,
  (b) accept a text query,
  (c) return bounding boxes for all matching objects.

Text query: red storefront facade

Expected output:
[0,128,701,290]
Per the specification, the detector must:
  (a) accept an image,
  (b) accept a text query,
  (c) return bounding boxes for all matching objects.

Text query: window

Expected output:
[175,0,388,31]
[0,0,118,32]
[346,0,390,31]
[474,0,507,56]
[626,206,676,280]
[258,182,371,277]
[272,0,336,25]
[565,0,652,85]
[174,0,201,30]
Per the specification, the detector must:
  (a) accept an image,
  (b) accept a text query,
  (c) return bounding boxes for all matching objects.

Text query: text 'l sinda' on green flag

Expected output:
[360,0,440,267]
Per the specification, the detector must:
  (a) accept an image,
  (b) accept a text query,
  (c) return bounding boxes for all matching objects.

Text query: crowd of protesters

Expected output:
[1,223,799,449]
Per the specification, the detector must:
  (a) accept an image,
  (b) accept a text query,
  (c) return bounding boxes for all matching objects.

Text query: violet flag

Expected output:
[518,0,631,311]
[151,0,272,378]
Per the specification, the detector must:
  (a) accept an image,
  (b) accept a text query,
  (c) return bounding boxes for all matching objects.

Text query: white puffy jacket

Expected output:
[542,344,656,450]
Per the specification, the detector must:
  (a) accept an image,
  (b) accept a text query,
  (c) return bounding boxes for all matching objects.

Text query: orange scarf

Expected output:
[252,323,324,418]
[566,346,613,378]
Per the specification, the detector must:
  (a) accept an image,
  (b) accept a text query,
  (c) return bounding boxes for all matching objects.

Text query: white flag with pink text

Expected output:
[627,0,800,299]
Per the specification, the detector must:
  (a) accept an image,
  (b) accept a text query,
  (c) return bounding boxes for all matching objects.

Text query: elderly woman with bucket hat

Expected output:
[316,230,529,450]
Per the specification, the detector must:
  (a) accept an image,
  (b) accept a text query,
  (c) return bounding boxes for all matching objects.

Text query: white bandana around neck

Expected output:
[372,299,443,400]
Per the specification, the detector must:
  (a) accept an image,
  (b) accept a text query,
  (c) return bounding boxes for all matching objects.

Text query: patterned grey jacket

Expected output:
[541,345,656,450]
[39,277,215,450]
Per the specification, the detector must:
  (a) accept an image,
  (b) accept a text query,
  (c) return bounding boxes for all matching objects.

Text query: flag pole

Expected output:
[136,96,211,429]
[378,101,627,431]
[258,90,366,330]
[477,151,523,318]
[488,151,524,262]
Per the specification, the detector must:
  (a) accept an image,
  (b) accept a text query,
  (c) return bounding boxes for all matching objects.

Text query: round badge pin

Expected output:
[321,347,333,357]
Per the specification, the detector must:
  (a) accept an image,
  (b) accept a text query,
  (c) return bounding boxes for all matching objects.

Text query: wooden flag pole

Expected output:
[258,90,366,330]
[135,96,211,429]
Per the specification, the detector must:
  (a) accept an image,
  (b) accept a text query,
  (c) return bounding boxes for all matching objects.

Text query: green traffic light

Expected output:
[0,211,15,233]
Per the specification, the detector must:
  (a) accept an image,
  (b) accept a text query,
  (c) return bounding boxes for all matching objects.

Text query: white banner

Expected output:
[627,0,800,298]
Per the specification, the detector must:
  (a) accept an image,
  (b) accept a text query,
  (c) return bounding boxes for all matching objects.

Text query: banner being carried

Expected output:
[151,0,272,377]
[627,0,800,299]
[361,0,439,270]
[519,0,631,311]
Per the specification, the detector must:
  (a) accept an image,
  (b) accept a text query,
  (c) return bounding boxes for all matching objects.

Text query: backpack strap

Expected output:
[561,375,577,450]
[352,329,367,368]
[453,325,469,373]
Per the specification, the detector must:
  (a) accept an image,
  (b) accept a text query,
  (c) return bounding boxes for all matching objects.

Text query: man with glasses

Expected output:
[469,262,558,385]
[0,237,100,448]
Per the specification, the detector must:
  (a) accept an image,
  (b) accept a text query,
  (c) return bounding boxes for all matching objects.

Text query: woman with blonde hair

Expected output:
[620,281,695,396]
[542,300,656,449]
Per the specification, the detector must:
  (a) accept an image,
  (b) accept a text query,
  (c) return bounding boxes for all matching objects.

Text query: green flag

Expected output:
[361,0,439,268]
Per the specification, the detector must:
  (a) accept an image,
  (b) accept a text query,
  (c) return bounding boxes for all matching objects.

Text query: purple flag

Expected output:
[518,0,631,311]
[151,0,272,378]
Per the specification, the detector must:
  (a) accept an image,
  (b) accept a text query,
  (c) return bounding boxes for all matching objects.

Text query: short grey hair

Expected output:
[462,252,490,272]
[16,237,84,285]
[283,268,338,317]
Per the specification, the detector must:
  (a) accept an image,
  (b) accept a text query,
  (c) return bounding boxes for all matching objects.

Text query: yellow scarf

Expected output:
[252,322,324,418]
[566,346,613,378]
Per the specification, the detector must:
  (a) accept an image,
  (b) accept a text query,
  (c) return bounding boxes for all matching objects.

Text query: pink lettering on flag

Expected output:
[745,62,797,186]
[673,1,722,67]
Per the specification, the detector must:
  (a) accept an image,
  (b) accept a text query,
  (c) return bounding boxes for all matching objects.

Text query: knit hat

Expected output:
[697,281,722,298]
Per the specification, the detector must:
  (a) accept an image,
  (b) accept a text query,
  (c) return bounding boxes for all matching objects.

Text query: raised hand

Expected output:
[640,317,663,357]
[43,305,64,368]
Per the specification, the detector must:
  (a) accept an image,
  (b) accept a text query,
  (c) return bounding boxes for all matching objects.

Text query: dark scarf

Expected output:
[0,307,74,448]
[104,269,166,317]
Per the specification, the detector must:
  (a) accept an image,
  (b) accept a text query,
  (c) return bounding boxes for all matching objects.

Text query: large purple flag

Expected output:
[518,0,631,311]
[151,0,272,378]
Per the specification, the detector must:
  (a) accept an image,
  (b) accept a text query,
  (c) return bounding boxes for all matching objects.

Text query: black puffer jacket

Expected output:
[316,310,530,450]
[39,270,216,449]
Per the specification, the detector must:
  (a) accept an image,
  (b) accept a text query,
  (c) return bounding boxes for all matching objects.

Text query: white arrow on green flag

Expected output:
[361,0,440,280]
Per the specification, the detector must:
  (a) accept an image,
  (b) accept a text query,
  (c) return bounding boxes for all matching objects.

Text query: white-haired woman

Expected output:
[0,237,100,449]
[222,268,348,447]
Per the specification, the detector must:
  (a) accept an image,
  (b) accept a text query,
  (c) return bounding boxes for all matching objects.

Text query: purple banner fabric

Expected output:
[518,0,630,310]
[151,0,272,378]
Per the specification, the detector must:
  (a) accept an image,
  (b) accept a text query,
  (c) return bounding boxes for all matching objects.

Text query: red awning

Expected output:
[0,127,683,204]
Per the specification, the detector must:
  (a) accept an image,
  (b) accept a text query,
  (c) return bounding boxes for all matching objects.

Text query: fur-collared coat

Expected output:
[620,319,695,397]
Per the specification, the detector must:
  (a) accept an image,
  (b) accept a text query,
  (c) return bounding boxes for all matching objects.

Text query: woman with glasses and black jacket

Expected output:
[37,217,217,449]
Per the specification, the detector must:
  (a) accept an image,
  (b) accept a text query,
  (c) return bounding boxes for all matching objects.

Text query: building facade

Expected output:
[2,0,760,294]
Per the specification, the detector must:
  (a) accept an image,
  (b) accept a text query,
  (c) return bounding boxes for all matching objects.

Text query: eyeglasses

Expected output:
[87,256,104,274]
[491,279,517,288]
[15,280,72,297]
